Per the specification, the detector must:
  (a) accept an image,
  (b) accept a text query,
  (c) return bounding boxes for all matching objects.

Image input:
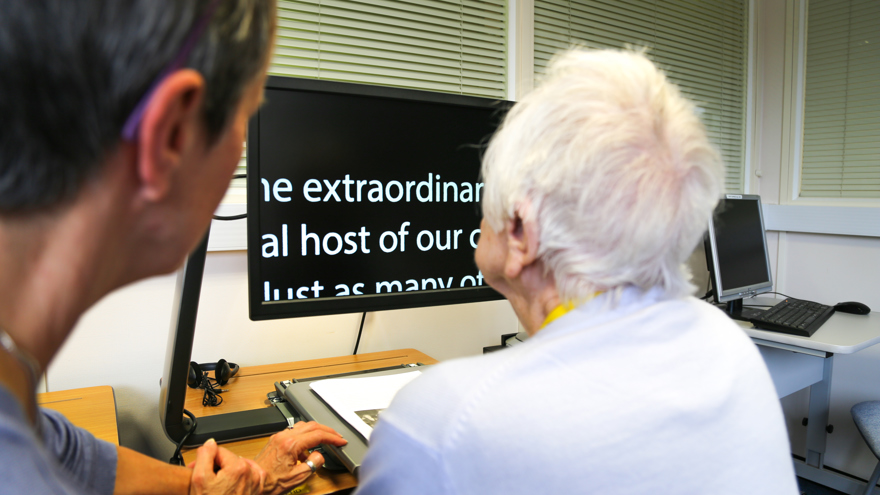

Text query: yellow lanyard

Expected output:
[541,293,603,329]
[541,301,577,328]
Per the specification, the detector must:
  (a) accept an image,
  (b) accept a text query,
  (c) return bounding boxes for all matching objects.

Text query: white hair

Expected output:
[481,48,723,301]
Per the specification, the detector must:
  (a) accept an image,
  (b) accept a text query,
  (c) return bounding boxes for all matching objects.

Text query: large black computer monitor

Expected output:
[704,194,774,320]
[246,76,510,320]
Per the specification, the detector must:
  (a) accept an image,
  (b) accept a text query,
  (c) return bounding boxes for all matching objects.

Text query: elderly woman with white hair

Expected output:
[355,49,798,494]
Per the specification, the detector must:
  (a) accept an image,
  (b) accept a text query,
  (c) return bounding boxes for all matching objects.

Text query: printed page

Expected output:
[309,370,422,440]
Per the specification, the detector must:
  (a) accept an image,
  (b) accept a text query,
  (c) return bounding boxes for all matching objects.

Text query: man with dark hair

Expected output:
[0,1,345,493]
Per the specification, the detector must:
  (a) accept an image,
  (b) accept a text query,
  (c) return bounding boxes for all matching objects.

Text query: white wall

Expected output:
[48,251,518,459]
[775,234,880,477]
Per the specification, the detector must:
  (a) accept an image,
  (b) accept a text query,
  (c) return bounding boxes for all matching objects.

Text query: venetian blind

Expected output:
[231,0,508,194]
[533,0,748,193]
[800,0,880,198]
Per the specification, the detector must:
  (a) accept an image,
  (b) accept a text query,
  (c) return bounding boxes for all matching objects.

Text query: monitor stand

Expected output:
[722,298,765,322]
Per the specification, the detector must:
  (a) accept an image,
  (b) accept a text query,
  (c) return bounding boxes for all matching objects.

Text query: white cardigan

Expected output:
[356,287,798,495]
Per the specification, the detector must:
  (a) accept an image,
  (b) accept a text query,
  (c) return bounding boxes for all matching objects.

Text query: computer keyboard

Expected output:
[749,297,835,337]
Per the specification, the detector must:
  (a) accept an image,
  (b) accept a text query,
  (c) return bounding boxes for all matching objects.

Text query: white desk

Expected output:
[739,299,880,493]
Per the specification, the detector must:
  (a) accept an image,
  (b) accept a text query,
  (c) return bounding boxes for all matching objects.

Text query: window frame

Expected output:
[773,0,879,237]
[779,0,880,207]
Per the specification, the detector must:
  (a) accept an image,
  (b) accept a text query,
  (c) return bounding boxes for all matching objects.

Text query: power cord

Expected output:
[352,312,367,355]
[742,292,791,308]
[169,409,198,465]
[213,174,247,221]
[763,291,794,299]
[699,277,714,301]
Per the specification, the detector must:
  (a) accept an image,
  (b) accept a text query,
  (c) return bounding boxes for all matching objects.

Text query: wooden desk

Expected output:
[182,349,437,495]
[38,385,119,445]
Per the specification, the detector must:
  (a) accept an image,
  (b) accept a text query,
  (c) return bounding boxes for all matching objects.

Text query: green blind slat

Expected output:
[801,0,880,198]
[272,1,506,96]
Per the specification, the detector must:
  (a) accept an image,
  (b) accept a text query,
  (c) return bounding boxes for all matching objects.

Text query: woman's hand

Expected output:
[254,421,348,495]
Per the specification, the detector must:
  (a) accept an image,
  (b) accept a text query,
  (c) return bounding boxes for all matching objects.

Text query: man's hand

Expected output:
[255,421,348,495]
[190,439,266,495]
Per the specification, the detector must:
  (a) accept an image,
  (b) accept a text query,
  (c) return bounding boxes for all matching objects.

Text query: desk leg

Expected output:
[805,354,834,468]
[795,353,873,493]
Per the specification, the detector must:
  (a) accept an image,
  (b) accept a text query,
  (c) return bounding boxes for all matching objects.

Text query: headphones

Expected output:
[187,359,239,388]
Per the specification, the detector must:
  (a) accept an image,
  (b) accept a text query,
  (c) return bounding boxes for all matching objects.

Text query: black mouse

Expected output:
[834,301,871,315]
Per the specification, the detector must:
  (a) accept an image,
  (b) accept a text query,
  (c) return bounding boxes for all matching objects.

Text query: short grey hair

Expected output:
[481,49,723,301]
[0,0,276,213]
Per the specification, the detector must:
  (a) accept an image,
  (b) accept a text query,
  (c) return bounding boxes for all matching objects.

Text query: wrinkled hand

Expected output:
[189,439,266,495]
[255,421,348,495]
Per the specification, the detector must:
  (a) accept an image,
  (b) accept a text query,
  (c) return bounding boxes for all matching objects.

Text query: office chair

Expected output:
[852,401,880,495]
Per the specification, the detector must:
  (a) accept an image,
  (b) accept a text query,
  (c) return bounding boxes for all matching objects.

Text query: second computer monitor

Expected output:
[704,194,773,319]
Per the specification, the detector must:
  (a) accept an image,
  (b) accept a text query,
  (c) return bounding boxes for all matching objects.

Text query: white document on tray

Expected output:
[309,370,422,441]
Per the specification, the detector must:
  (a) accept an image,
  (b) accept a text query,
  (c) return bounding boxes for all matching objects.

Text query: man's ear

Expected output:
[135,69,206,201]
[503,208,540,279]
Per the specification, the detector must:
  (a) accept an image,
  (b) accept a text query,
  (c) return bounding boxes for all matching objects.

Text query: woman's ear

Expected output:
[135,69,206,202]
[503,209,540,279]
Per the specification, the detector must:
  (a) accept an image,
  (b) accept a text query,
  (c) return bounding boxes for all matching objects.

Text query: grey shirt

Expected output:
[0,385,117,494]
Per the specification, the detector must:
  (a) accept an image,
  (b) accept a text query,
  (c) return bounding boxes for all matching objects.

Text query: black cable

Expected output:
[213,174,247,221]
[169,409,198,465]
[741,291,793,309]
[353,312,367,355]
[699,275,714,301]
[763,291,794,299]
[201,373,225,407]
[212,212,246,221]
